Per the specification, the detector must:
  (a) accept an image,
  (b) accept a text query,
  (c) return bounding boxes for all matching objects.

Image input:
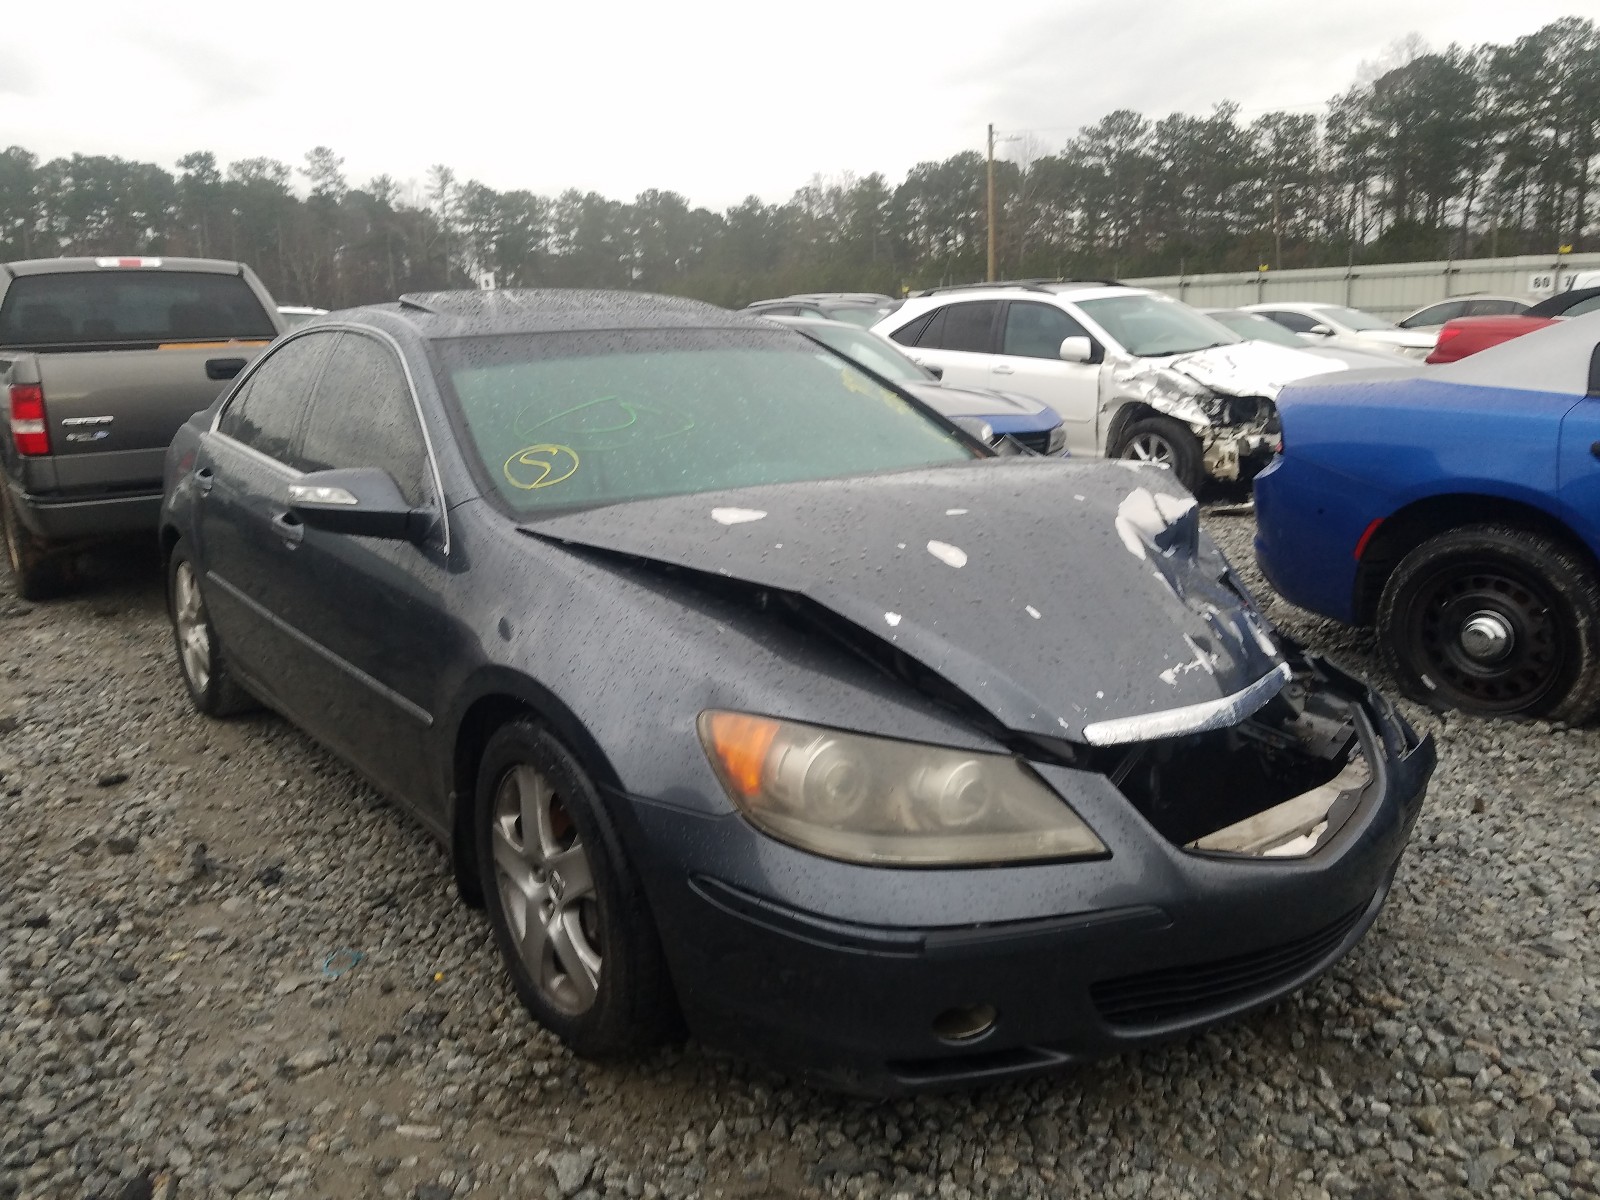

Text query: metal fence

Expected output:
[1126,252,1600,318]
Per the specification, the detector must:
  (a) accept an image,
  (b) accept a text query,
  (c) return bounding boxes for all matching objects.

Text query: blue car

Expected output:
[1254,313,1600,722]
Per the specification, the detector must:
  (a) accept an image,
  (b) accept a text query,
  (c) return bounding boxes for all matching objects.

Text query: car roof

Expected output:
[895,283,1135,311]
[1,255,246,278]
[364,288,768,337]
[759,314,871,331]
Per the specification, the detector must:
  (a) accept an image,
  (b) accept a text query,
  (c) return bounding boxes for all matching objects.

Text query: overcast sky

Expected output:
[0,1,1584,210]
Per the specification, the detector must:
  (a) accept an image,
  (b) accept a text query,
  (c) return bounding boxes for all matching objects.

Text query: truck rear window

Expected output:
[0,271,278,347]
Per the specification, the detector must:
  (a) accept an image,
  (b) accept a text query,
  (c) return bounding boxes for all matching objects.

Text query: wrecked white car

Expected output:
[875,282,1346,492]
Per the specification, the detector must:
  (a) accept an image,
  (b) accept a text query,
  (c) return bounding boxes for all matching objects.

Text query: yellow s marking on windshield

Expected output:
[504,444,580,490]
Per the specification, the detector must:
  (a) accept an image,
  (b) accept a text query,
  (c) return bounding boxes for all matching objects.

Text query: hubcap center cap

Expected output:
[1460,611,1514,663]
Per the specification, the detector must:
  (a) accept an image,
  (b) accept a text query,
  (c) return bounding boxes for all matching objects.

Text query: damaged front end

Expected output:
[1090,654,1426,860]
[1106,343,1337,482]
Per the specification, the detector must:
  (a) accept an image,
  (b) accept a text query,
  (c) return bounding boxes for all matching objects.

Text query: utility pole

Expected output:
[986,124,998,282]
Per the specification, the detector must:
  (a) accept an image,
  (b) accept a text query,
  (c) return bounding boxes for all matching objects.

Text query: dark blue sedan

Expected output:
[1255,313,1600,722]
[160,289,1430,1093]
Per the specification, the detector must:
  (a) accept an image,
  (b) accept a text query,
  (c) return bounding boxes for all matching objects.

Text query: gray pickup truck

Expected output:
[0,256,283,597]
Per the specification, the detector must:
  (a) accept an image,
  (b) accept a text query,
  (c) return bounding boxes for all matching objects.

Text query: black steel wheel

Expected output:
[1378,524,1600,722]
[475,718,677,1057]
[1115,416,1203,494]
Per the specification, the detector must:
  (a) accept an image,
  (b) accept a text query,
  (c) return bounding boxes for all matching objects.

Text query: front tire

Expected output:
[1,487,65,601]
[1377,524,1600,723]
[475,719,676,1057]
[167,541,256,717]
[1115,416,1203,494]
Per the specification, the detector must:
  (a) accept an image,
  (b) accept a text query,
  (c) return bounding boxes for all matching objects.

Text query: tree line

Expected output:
[1,16,1595,310]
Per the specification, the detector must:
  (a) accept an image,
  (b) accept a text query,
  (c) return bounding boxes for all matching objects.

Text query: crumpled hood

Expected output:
[1157,341,1345,401]
[523,459,1286,745]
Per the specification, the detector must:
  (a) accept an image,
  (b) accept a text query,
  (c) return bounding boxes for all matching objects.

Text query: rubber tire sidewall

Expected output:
[1,487,63,601]
[166,539,255,718]
[1377,524,1600,724]
[1115,415,1204,495]
[474,718,676,1059]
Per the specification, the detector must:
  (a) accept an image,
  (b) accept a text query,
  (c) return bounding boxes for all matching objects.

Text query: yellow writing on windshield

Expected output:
[504,444,580,490]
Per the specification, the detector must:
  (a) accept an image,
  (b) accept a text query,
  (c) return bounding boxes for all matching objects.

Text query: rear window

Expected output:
[0,271,277,347]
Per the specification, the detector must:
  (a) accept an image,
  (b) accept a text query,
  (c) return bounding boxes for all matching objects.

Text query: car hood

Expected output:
[522,459,1287,745]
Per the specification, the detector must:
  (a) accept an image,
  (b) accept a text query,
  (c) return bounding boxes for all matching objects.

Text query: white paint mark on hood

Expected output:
[711,507,767,526]
[884,611,902,627]
[945,508,968,516]
[926,540,968,568]
[1025,605,1041,619]
[1115,486,1197,561]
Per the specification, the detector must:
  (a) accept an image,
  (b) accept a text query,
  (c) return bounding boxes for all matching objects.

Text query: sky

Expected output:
[0,1,1585,211]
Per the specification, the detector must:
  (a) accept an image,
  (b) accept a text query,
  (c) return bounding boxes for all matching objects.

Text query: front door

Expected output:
[992,300,1102,454]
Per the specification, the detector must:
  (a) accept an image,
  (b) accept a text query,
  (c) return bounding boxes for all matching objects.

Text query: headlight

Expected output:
[697,712,1106,866]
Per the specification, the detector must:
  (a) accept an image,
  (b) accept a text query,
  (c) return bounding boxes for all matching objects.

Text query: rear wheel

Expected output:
[167,541,256,716]
[1115,416,1203,494]
[1,488,65,601]
[475,719,676,1057]
[1377,524,1600,722]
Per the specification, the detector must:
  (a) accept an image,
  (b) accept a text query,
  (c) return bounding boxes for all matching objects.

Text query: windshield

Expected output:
[825,305,891,328]
[799,324,930,383]
[437,330,975,514]
[1207,310,1305,349]
[1318,305,1394,332]
[1076,294,1240,357]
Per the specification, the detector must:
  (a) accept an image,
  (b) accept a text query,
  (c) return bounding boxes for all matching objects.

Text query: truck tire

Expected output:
[1377,524,1600,724]
[1113,416,1204,494]
[1,488,65,601]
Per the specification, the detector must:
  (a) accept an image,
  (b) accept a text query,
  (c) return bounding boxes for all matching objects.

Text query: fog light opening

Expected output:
[932,1003,998,1044]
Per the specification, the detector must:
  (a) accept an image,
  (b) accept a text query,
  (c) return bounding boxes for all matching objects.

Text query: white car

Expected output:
[873,281,1345,491]
[1203,308,1421,370]
[277,304,328,329]
[1241,302,1436,359]
[1395,295,1529,332]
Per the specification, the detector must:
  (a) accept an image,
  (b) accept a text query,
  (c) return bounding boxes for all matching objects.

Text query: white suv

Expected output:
[875,281,1343,492]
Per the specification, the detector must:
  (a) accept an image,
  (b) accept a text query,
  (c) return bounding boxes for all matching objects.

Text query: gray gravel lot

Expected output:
[2,512,1597,1200]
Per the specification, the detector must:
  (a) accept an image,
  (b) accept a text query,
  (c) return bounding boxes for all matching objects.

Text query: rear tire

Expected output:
[1,487,65,601]
[475,718,677,1058]
[1114,416,1203,494]
[167,540,256,717]
[1377,524,1600,723]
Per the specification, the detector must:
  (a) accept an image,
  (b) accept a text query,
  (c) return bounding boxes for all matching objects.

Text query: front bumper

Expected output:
[622,666,1433,1094]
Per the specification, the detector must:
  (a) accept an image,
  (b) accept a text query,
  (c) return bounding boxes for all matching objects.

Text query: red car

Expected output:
[1428,286,1600,363]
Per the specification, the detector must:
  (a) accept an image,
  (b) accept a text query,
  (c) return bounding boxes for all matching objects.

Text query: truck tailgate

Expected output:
[39,342,268,489]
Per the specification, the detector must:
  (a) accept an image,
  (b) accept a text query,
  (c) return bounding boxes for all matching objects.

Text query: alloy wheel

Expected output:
[172,559,212,693]
[490,763,603,1015]
[1124,432,1175,467]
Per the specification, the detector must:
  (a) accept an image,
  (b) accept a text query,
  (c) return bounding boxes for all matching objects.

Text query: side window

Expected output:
[1401,301,1465,327]
[1467,299,1522,317]
[1262,309,1318,334]
[1002,301,1088,359]
[922,301,999,353]
[298,333,430,506]
[217,333,335,463]
[1564,295,1600,318]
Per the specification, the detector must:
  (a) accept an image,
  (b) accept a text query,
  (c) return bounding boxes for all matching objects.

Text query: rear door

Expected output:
[891,300,1001,389]
[991,300,1099,453]
[0,268,279,494]
[196,332,337,698]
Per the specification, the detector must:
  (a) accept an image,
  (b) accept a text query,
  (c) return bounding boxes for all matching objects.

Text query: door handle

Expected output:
[195,466,215,493]
[271,510,304,546]
[992,363,1015,375]
[206,357,247,381]
[1591,441,1600,461]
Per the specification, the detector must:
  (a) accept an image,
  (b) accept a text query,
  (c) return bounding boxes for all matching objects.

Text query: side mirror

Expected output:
[1058,336,1094,363]
[924,363,945,381]
[1305,324,1334,337]
[286,467,433,542]
[952,416,995,445]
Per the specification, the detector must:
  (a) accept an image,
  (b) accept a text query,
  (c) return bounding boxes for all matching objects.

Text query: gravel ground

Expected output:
[2,514,1597,1200]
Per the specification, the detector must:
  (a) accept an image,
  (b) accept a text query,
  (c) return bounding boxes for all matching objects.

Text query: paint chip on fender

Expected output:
[711,507,766,525]
[926,540,967,568]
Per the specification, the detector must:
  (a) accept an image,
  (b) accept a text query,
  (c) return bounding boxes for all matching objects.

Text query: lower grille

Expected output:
[1090,903,1368,1027]
[1009,426,1066,455]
